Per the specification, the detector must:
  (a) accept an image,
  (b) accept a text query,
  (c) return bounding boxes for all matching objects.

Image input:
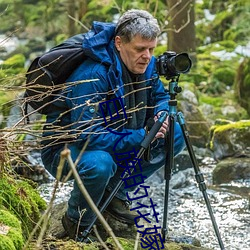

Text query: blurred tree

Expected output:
[166,0,196,62]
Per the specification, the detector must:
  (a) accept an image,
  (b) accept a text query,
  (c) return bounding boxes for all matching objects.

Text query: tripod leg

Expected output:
[177,112,225,250]
[162,113,175,242]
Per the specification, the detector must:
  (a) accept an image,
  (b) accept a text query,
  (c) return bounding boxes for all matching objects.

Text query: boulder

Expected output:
[209,119,250,160]
[213,157,250,184]
[209,119,250,184]
[179,100,211,148]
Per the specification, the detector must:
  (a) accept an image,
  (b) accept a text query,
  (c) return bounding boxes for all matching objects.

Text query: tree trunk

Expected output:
[78,0,88,20]
[167,0,196,62]
[67,0,76,36]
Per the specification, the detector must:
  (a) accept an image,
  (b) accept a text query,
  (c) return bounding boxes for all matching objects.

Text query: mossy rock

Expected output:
[30,236,211,250]
[107,237,211,250]
[0,209,24,250]
[0,174,47,239]
[209,120,250,160]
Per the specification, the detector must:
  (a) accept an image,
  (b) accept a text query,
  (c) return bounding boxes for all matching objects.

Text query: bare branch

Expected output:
[62,148,124,250]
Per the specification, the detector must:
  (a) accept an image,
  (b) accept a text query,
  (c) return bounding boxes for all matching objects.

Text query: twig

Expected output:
[134,232,140,250]
[61,148,124,250]
[22,154,65,249]
[93,225,109,250]
[68,14,89,31]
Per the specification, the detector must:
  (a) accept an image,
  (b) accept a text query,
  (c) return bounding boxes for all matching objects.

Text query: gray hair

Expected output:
[115,9,161,43]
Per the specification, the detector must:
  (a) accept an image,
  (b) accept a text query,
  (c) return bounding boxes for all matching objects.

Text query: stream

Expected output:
[38,155,250,250]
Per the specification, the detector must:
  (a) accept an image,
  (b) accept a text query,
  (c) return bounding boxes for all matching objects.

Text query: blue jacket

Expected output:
[44,21,170,154]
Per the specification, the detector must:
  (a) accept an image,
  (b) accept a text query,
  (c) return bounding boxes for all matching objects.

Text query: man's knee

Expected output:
[77,150,117,180]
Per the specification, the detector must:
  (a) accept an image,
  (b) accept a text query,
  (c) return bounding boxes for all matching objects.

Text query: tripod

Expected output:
[162,77,225,249]
[82,77,225,250]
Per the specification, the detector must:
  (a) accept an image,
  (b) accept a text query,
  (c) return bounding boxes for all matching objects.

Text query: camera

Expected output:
[156,51,192,79]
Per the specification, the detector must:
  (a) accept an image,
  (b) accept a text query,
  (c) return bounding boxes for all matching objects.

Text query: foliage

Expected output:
[234,57,250,115]
[213,67,235,86]
[197,0,250,46]
[0,209,24,250]
[0,174,47,239]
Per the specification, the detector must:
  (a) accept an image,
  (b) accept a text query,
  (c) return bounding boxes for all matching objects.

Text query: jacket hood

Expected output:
[82,21,116,65]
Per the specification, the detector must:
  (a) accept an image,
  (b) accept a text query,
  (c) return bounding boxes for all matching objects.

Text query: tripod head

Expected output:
[168,76,182,100]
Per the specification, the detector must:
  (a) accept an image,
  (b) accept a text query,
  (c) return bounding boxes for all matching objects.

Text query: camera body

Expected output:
[156,51,192,79]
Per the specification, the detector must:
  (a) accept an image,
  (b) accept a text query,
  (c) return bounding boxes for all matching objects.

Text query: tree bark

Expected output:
[67,0,76,36]
[167,0,196,62]
[78,0,88,20]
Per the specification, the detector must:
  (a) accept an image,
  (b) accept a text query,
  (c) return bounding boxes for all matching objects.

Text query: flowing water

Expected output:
[38,156,250,250]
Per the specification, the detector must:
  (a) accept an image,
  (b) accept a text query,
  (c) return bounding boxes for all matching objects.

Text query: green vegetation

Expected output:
[0,209,24,250]
[0,174,47,240]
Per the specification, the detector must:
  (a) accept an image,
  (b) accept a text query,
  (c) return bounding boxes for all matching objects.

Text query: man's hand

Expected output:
[154,111,169,139]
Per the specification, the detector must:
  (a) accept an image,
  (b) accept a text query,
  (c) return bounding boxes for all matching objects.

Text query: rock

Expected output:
[181,89,199,105]
[46,201,138,242]
[209,120,250,160]
[213,157,250,184]
[170,168,193,189]
[179,100,211,148]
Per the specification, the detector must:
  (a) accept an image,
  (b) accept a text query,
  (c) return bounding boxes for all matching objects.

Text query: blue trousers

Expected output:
[41,123,185,226]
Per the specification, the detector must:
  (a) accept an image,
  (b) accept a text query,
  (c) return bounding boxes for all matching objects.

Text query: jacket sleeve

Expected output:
[65,61,146,154]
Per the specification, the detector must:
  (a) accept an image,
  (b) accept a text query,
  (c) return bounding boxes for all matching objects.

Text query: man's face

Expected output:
[115,35,157,74]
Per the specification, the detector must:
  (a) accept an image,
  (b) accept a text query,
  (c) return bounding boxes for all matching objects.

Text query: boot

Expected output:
[104,196,139,225]
[61,213,97,242]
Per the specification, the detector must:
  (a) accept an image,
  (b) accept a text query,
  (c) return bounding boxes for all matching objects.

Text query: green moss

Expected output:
[0,54,26,86]
[7,228,24,249]
[199,95,224,107]
[0,209,21,229]
[213,67,235,86]
[0,209,24,249]
[1,54,25,69]
[0,235,16,250]
[106,237,134,250]
[0,175,47,239]
[235,57,250,115]
[165,242,183,249]
[209,120,250,150]
[84,243,100,250]
[213,120,250,133]
[217,40,237,51]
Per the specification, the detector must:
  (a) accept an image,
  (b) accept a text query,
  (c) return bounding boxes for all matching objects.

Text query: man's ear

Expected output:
[115,36,122,51]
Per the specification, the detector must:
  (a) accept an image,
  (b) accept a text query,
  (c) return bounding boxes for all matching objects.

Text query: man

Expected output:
[41,9,185,241]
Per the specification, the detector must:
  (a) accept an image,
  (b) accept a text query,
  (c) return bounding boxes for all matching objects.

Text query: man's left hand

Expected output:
[154,111,169,139]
